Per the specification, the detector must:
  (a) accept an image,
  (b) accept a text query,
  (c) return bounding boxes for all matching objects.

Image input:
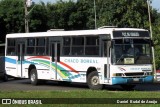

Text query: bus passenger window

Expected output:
[7,39,16,55]
[27,38,35,55]
[72,37,84,55]
[27,47,34,55]
[36,47,45,55]
[36,38,46,55]
[63,37,71,55]
[28,39,35,46]
[72,47,84,55]
[63,47,70,55]
[85,36,99,56]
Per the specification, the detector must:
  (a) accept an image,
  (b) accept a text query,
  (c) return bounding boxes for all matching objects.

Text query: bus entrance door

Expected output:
[50,42,60,80]
[17,43,25,78]
[103,40,111,83]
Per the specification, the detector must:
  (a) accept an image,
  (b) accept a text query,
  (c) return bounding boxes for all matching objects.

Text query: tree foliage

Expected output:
[0,0,24,42]
[152,11,160,68]
[29,2,49,32]
[0,0,24,33]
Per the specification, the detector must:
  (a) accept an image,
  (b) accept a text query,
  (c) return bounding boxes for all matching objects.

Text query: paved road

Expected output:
[0,79,160,91]
[0,79,88,91]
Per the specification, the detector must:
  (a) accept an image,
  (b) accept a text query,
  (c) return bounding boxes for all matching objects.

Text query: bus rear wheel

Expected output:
[87,71,104,90]
[3,74,8,82]
[30,69,39,85]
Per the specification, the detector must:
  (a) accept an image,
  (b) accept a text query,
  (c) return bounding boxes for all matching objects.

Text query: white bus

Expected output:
[5,27,154,90]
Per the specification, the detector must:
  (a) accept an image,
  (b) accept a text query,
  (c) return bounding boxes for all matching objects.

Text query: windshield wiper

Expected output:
[116,54,124,63]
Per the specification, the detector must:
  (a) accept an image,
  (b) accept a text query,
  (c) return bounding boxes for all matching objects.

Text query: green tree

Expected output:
[68,0,89,30]
[75,0,153,29]
[0,0,24,33]
[94,0,150,28]
[47,0,79,30]
[152,11,160,68]
[29,2,49,32]
[0,17,6,42]
[76,0,97,29]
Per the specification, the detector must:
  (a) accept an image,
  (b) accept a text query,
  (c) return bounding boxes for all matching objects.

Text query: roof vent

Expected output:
[98,26,117,29]
[47,29,64,32]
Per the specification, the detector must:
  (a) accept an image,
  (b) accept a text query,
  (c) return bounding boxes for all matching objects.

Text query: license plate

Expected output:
[133,78,139,82]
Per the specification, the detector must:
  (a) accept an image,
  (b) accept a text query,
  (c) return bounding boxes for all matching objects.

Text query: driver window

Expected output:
[115,45,122,58]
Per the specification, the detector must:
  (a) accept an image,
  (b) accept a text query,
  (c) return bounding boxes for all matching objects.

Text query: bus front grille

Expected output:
[124,72,144,77]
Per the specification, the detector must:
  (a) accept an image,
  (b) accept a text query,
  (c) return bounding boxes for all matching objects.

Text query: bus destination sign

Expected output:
[113,31,149,37]
[122,32,139,37]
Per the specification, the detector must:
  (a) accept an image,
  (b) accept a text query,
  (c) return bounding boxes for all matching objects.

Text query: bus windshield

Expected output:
[112,39,152,65]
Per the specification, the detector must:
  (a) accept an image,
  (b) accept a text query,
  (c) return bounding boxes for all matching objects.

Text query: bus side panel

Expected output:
[23,56,107,83]
[5,56,17,77]
[25,56,53,80]
[58,57,106,83]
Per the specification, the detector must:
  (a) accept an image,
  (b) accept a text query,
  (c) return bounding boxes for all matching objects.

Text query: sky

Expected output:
[33,0,160,11]
[152,0,160,11]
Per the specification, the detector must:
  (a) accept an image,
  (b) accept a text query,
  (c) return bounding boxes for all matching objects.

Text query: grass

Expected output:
[0,90,160,107]
[0,90,160,98]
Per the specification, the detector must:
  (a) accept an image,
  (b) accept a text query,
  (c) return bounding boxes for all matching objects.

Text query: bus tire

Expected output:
[30,69,39,85]
[87,71,104,90]
[120,84,135,90]
[3,74,8,82]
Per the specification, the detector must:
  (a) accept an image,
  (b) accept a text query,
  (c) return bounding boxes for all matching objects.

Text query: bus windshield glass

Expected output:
[112,39,152,65]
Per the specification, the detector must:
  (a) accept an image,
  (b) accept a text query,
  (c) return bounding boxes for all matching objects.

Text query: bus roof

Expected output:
[6,28,148,38]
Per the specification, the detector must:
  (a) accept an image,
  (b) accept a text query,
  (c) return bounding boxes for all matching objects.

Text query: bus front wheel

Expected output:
[87,71,104,90]
[30,69,39,85]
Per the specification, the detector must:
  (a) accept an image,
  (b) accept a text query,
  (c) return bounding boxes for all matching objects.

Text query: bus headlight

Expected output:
[113,73,122,77]
[146,72,153,76]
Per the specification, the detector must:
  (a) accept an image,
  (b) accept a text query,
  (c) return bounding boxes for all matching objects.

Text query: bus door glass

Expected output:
[50,42,60,80]
[17,42,25,78]
[102,39,111,81]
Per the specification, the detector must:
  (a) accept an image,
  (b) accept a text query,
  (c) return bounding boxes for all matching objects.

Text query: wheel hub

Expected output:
[31,73,35,82]
[91,76,99,85]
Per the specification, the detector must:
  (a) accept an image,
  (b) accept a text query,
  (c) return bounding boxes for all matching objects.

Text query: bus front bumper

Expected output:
[112,76,154,85]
